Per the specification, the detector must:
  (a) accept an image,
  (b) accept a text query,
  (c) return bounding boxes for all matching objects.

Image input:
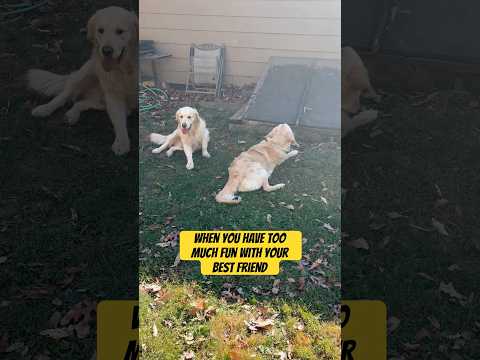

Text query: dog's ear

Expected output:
[86,13,97,43]
[175,109,181,124]
[280,124,299,146]
[192,108,200,123]
[265,125,280,140]
[129,12,139,46]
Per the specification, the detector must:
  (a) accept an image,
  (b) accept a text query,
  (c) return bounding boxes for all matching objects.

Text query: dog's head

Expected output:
[265,123,299,148]
[87,6,138,72]
[176,107,200,134]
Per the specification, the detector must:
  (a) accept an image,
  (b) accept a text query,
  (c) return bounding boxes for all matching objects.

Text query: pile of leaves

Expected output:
[139,282,340,360]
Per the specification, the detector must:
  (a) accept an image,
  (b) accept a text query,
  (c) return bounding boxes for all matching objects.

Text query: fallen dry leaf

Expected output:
[152,323,158,337]
[48,311,62,328]
[415,328,431,342]
[387,212,405,219]
[182,350,195,359]
[6,342,25,353]
[428,316,440,330]
[448,264,461,271]
[244,315,277,332]
[308,258,324,271]
[387,317,401,333]
[346,238,369,250]
[272,279,280,295]
[172,253,181,267]
[297,277,305,291]
[189,299,206,316]
[432,218,449,236]
[417,272,436,282]
[39,328,72,340]
[60,300,96,339]
[439,282,465,300]
[323,223,337,233]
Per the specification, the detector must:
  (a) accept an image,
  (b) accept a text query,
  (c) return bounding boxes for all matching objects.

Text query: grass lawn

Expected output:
[139,99,341,358]
[342,90,480,358]
[140,282,340,360]
[0,1,137,358]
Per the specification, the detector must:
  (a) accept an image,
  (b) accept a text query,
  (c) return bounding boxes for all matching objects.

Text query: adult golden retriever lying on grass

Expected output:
[149,106,211,170]
[342,46,379,137]
[216,123,299,204]
[27,6,138,155]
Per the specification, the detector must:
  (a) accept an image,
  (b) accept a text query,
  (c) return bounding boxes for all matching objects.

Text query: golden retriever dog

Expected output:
[149,107,210,170]
[342,46,379,137]
[27,6,138,155]
[216,124,298,204]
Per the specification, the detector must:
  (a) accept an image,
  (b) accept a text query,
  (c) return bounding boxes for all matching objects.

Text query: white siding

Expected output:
[140,0,341,85]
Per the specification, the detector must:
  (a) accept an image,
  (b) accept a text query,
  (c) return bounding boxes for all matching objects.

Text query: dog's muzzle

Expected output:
[181,123,190,134]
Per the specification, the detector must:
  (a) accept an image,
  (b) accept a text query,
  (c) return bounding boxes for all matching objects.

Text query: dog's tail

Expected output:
[215,170,243,205]
[26,69,67,97]
[149,133,167,145]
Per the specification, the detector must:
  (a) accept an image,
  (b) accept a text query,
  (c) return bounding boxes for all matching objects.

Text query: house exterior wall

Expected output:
[140,0,340,85]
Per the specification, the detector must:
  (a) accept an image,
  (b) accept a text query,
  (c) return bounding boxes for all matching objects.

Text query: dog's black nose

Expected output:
[102,46,113,57]
[181,123,187,128]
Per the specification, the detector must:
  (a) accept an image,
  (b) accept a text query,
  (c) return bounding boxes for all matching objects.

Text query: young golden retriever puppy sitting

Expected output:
[27,6,138,155]
[149,106,210,170]
[216,123,299,204]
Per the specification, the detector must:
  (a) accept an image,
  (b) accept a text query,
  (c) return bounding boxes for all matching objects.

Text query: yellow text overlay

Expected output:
[179,230,302,275]
[341,300,386,360]
[97,300,139,360]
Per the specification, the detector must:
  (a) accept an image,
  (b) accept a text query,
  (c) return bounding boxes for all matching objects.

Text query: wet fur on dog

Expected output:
[149,106,210,170]
[216,123,299,204]
[27,6,138,155]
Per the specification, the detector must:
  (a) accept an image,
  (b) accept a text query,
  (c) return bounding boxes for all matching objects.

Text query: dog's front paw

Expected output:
[32,104,52,118]
[152,147,163,154]
[166,150,174,157]
[112,138,130,155]
[186,162,194,170]
[202,151,211,158]
[289,150,299,157]
[65,109,80,125]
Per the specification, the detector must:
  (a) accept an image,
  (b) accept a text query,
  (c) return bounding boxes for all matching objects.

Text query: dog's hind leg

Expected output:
[152,133,175,154]
[216,171,243,204]
[262,178,285,192]
[31,60,94,118]
[32,89,72,117]
[65,97,105,125]
[166,145,182,157]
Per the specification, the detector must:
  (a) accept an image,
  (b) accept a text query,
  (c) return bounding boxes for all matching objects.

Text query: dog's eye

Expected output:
[180,115,183,118]
[98,28,104,34]
[116,29,124,35]
[187,116,191,119]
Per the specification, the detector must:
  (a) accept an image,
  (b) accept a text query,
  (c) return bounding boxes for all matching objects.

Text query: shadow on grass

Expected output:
[342,90,480,357]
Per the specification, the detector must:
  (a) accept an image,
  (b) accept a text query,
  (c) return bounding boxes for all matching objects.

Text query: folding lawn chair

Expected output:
[185,43,225,97]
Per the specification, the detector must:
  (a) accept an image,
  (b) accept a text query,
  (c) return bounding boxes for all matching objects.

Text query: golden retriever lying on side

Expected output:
[342,46,379,137]
[149,107,210,170]
[216,124,298,204]
[27,6,138,155]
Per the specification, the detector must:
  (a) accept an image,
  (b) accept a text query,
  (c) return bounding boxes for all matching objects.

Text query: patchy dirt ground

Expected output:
[1,1,137,358]
[138,88,341,358]
[342,89,480,359]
